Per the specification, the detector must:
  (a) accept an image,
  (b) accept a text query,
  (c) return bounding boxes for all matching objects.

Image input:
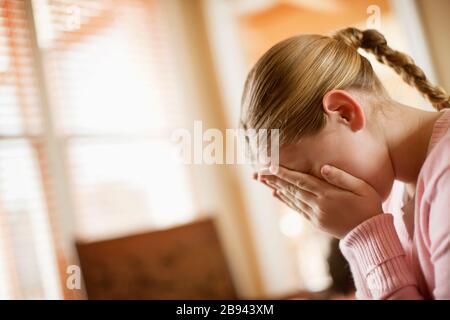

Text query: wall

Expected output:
[416,0,450,92]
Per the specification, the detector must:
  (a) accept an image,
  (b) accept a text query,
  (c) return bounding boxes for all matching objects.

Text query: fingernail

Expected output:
[322,165,331,175]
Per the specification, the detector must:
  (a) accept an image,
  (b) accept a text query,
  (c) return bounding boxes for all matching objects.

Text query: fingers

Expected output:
[264,178,313,217]
[279,187,314,215]
[321,165,367,195]
[263,175,316,207]
[254,171,278,192]
[274,190,297,211]
[279,190,312,220]
[273,166,324,195]
[253,171,312,221]
[275,190,311,221]
[261,178,277,192]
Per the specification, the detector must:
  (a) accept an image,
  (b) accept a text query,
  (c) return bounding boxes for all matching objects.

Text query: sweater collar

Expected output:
[399,109,450,240]
[427,109,450,155]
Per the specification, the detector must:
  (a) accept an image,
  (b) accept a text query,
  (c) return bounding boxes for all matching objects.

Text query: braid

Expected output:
[333,27,450,110]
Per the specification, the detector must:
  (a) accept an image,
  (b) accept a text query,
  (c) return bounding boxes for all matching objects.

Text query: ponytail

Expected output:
[333,27,450,110]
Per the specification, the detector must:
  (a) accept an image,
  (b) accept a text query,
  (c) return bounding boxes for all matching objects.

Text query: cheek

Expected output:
[344,139,395,200]
[342,152,393,199]
[318,132,395,200]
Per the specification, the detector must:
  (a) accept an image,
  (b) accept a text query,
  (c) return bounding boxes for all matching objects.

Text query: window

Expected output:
[0,0,197,299]
[0,0,60,299]
[34,0,196,241]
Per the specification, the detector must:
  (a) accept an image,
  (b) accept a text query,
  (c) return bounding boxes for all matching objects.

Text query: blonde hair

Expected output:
[240,28,450,147]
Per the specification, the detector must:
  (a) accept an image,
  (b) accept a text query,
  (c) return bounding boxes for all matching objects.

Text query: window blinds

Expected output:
[1,0,198,299]
[33,0,196,242]
[0,0,61,299]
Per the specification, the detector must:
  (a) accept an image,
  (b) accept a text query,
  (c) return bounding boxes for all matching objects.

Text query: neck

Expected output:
[382,101,442,185]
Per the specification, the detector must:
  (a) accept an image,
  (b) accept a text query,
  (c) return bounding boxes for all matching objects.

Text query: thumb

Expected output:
[321,165,368,195]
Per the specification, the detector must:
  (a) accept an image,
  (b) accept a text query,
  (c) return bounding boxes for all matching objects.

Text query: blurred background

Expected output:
[0,0,449,300]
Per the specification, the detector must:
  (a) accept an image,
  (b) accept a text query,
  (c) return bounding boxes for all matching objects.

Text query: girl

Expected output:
[241,27,450,299]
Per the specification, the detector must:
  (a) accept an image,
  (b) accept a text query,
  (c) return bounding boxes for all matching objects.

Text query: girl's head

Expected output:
[241,28,450,200]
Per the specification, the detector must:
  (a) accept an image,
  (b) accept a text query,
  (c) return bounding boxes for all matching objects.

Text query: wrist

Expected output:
[343,211,384,239]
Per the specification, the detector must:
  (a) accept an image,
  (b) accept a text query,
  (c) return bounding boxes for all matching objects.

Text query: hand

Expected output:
[255,165,383,239]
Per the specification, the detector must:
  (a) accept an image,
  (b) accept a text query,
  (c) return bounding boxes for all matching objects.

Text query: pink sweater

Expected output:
[340,109,450,300]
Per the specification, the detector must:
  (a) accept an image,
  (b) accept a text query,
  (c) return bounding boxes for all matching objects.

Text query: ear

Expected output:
[322,90,365,131]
